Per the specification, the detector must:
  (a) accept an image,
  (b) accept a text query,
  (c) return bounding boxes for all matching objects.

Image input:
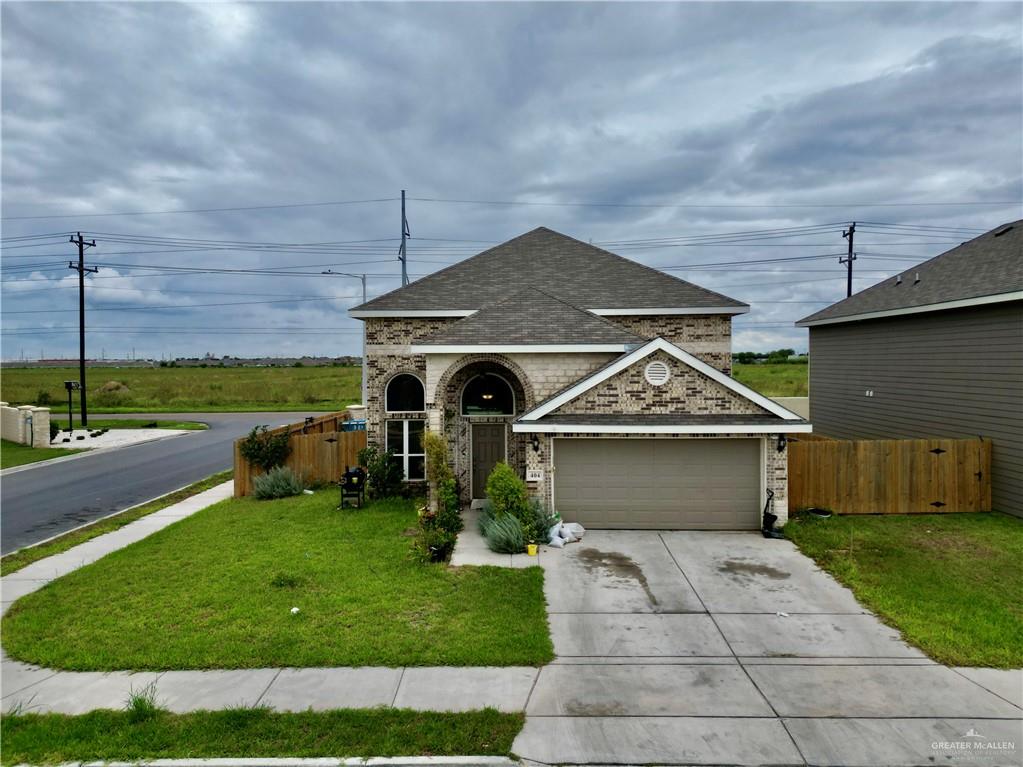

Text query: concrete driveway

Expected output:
[513,531,1022,766]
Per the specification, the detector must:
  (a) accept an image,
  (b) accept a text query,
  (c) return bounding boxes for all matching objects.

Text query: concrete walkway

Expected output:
[511,530,1022,766]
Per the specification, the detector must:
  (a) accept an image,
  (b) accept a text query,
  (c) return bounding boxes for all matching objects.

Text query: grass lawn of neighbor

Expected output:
[0,439,85,470]
[0,365,360,413]
[0,708,522,765]
[51,418,208,431]
[732,362,808,397]
[2,494,553,670]
[0,470,234,576]
[786,511,1023,668]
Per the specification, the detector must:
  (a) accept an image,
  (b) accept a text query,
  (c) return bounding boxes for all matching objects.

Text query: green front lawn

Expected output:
[2,494,553,670]
[0,708,522,765]
[786,511,1023,668]
[0,439,85,470]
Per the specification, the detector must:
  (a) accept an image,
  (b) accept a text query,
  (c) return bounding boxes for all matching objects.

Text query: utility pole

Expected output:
[840,222,856,298]
[323,270,368,406]
[69,232,98,426]
[398,189,410,286]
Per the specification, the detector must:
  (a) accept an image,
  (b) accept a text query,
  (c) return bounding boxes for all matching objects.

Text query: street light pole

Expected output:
[323,271,368,406]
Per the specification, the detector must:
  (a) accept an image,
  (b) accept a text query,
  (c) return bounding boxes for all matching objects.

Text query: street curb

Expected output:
[0,430,197,477]
[15,759,520,767]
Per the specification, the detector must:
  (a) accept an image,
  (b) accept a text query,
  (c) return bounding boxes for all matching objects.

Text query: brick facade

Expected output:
[555,350,769,417]
[606,314,732,373]
[360,313,791,524]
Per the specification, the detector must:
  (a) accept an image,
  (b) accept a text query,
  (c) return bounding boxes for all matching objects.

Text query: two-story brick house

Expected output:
[350,227,809,529]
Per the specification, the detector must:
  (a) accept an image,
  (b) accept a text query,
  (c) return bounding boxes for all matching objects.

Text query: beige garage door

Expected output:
[553,438,762,529]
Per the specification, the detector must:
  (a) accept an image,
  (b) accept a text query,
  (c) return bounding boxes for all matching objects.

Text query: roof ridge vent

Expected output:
[994,225,1014,237]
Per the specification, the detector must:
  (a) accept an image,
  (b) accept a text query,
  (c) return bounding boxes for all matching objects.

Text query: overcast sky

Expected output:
[2,1,1021,361]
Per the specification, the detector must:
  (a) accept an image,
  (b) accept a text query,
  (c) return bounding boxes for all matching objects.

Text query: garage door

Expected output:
[553,438,761,529]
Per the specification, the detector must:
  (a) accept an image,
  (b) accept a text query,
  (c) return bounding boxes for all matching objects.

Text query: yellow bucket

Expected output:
[527,543,538,557]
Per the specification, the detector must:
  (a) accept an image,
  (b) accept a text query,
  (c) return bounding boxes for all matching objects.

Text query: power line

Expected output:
[2,197,398,221]
[408,196,1020,209]
[2,294,361,315]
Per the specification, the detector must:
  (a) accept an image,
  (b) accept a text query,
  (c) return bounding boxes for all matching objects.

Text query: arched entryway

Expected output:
[438,358,532,502]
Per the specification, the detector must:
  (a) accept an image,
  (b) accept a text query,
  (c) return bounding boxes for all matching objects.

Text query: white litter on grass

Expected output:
[290,607,300,615]
[303,489,315,495]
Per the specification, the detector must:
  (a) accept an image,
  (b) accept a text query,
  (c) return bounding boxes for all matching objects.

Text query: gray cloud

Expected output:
[2,1,1021,359]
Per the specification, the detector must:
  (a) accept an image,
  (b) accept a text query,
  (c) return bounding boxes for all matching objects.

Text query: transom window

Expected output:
[386,419,425,480]
[386,374,425,412]
[461,374,515,416]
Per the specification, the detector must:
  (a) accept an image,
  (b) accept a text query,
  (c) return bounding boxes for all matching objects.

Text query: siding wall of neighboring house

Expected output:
[808,301,1023,516]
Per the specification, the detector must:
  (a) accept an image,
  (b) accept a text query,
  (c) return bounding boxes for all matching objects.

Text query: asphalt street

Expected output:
[0,412,324,554]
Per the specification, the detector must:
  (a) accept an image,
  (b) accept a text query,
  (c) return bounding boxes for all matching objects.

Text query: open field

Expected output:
[0,366,360,413]
[0,708,522,764]
[733,362,808,397]
[3,362,804,411]
[2,494,553,669]
[0,439,85,470]
[786,511,1023,668]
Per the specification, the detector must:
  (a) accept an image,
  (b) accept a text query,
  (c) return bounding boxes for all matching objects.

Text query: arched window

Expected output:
[461,374,515,416]
[386,374,425,412]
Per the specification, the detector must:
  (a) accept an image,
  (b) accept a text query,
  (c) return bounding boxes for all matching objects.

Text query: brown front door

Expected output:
[472,423,506,499]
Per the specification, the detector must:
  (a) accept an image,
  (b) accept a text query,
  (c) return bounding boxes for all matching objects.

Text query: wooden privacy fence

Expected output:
[234,411,367,497]
[788,436,991,514]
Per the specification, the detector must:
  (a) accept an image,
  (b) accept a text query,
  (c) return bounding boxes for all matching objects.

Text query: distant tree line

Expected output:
[733,349,808,365]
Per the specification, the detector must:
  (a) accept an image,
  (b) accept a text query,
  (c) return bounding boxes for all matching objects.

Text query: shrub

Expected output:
[486,462,529,520]
[357,445,403,498]
[481,512,526,554]
[484,461,551,542]
[411,527,457,563]
[49,421,60,442]
[435,476,463,534]
[252,466,304,499]
[239,425,291,471]
[35,390,53,406]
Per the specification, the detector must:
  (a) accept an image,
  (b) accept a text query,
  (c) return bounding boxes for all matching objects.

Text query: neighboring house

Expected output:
[796,220,1023,517]
[349,227,809,530]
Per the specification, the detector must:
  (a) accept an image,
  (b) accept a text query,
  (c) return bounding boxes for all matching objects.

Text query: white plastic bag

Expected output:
[548,521,563,543]
[564,522,586,539]
[559,526,577,543]
[547,535,565,549]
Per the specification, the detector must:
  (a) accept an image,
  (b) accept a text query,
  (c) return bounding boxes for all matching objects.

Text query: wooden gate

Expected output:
[234,412,367,497]
[787,436,991,514]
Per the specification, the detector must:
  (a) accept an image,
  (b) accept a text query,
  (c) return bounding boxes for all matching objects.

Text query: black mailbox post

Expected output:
[63,381,81,431]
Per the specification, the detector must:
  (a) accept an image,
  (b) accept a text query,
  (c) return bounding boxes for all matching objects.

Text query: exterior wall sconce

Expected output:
[530,434,541,453]
[776,434,787,452]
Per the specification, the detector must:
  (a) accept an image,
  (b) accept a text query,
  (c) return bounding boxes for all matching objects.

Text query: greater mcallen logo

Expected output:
[931,727,1017,760]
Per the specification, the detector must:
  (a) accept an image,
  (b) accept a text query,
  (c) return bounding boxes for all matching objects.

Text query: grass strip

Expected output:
[785,511,1023,668]
[0,708,522,764]
[50,418,208,431]
[0,439,85,470]
[0,469,233,576]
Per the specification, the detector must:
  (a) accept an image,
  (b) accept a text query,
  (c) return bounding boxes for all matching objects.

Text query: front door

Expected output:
[472,423,505,499]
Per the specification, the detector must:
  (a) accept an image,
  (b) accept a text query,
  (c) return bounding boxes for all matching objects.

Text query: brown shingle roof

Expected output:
[416,288,644,346]
[798,220,1023,325]
[352,227,748,313]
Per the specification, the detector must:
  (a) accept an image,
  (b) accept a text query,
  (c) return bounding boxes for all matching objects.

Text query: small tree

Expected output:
[238,425,291,472]
[357,445,403,498]
[423,429,453,513]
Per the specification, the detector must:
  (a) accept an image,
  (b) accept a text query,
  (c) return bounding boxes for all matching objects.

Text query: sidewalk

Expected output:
[0,484,538,716]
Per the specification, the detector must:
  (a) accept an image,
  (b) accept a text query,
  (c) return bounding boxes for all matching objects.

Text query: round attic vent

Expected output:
[644,360,671,386]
